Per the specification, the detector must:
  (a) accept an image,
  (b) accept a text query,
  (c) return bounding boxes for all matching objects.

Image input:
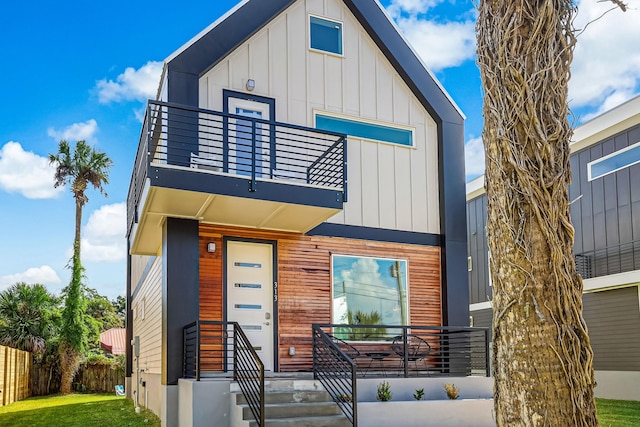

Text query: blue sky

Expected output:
[0,0,638,299]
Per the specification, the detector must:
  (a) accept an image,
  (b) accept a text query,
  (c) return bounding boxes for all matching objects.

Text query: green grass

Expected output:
[0,393,160,427]
[597,399,640,427]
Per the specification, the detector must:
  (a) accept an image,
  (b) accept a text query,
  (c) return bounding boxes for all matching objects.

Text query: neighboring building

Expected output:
[467,95,640,400]
[126,0,468,424]
[99,328,126,355]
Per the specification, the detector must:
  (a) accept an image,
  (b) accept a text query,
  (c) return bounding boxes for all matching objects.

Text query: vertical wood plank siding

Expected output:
[199,224,441,371]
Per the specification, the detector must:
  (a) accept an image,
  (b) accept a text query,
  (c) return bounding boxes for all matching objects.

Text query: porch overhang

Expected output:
[130,169,342,255]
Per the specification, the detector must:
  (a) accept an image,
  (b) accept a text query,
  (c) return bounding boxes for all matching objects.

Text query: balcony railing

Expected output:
[575,241,640,279]
[127,101,347,234]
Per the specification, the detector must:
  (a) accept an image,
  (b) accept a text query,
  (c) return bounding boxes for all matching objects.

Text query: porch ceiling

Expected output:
[130,186,340,255]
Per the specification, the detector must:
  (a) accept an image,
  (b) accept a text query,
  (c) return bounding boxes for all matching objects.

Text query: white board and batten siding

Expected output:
[199,0,440,235]
[131,256,163,375]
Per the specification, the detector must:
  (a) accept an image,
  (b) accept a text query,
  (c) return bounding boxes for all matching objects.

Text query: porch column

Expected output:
[162,217,200,385]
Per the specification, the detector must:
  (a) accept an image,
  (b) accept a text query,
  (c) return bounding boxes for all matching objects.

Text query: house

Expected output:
[99,327,126,355]
[467,95,640,400]
[126,0,470,425]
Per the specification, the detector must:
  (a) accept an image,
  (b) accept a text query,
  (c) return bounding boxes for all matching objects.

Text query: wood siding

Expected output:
[199,0,440,234]
[583,286,640,371]
[131,254,151,295]
[132,257,163,375]
[198,224,442,371]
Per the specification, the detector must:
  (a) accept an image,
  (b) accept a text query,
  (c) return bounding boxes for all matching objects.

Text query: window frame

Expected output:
[587,140,640,181]
[309,14,344,56]
[314,111,416,148]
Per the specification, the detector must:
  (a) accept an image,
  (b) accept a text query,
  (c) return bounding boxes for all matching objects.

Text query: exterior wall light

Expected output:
[207,242,216,253]
[246,79,255,91]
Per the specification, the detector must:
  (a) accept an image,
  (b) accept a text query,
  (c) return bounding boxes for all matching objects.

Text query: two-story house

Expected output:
[467,95,640,401]
[126,0,470,425]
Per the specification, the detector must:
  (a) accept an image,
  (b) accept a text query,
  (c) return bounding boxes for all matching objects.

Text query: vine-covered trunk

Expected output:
[477,1,598,425]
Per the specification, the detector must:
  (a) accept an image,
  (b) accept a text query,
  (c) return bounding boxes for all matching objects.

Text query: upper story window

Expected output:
[310,15,343,55]
[315,112,414,147]
[588,140,640,181]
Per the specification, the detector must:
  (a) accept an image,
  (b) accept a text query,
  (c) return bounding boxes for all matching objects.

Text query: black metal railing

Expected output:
[313,324,490,379]
[127,101,347,233]
[575,240,640,279]
[234,324,265,427]
[312,325,357,427]
[182,321,264,427]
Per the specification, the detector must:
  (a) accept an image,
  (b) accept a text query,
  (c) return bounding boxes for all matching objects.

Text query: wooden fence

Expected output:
[32,362,124,396]
[0,345,32,406]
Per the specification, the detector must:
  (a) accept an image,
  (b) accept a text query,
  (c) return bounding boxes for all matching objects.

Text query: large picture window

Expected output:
[332,255,409,335]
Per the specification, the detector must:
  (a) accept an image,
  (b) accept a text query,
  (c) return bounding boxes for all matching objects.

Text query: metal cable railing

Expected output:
[312,325,357,427]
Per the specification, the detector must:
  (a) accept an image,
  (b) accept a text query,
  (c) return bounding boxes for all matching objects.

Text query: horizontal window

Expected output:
[588,140,640,181]
[315,114,414,147]
[310,15,343,55]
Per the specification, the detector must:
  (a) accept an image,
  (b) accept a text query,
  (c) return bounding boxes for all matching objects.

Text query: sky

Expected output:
[0,0,638,299]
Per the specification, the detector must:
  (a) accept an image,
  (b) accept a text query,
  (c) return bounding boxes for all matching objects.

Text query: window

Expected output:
[316,113,414,147]
[332,255,409,338]
[588,140,640,181]
[310,16,343,55]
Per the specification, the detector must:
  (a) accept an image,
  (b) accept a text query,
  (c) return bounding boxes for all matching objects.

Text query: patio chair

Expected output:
[115,385,125,396]
[392,334,432,374]
[327,334,362,361]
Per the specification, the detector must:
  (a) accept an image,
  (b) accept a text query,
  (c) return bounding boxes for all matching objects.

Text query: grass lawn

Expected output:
[0,393,160,427]
[597,398,640,427]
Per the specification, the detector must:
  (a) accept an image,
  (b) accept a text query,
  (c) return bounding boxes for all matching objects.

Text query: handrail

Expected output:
[234,323,265,427]
[314,324,491,378]
[312,325,357,427]
[181,321,264,427]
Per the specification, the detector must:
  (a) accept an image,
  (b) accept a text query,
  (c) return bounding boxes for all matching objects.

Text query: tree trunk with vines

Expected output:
[477,0,598,425]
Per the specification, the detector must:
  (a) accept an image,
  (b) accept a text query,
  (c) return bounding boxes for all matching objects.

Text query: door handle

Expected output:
[264,321,270,326]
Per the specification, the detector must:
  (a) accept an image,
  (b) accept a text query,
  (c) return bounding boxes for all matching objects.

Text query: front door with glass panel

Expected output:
[227,97,272,177]
[226,240,275,371]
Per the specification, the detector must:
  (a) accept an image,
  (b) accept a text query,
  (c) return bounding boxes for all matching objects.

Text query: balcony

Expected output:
[127,101,347,255]
[575,241,640,279]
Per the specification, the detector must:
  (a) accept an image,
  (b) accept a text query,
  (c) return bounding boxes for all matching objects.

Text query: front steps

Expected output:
[231,379,351,427]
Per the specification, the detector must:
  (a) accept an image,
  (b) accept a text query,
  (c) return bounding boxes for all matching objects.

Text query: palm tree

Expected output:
[49,140,112,394]
[476,1,604,425]
[0,282,60,353]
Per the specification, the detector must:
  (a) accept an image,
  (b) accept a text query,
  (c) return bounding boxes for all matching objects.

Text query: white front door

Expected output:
[226,240,275,371]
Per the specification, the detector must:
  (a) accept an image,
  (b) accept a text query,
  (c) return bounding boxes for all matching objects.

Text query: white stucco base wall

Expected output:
[594,371,640,400]
[179,379,233,427]
[162,384,179,427]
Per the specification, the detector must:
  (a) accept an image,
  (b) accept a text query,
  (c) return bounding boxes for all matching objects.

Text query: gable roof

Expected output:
[163,0,464,125]
[100,327,126,355]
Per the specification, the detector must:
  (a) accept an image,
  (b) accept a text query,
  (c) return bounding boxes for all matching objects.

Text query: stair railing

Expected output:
[312,325,357,427]
[234,323,265,427]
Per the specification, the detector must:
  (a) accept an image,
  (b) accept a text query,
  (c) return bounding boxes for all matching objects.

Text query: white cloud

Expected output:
[570,1,640,109]
[386,1,476,72]
[464,136,485,179]
[47,119,98,143]
[0,142,63,199]
[81,203,126,262]
[0,266,61,290]
[96,61,163,104]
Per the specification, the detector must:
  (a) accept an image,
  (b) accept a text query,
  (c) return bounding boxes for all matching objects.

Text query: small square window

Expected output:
[310,16,343,55]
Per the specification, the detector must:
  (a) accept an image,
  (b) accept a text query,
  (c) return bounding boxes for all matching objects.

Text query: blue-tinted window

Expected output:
[316,114,414,147]
[310,16,343,55]
[588,141,640,180]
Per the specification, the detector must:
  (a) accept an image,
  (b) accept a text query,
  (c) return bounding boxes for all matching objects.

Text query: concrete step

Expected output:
[240,401,342,419]
[248,414,352,427]
[236,390,332,405]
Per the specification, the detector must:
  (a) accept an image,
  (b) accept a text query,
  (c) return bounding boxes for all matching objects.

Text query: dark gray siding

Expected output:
[570,124,640,278]
[470,307,493,341]
[583,286,640,371]
[467,195,491,304]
